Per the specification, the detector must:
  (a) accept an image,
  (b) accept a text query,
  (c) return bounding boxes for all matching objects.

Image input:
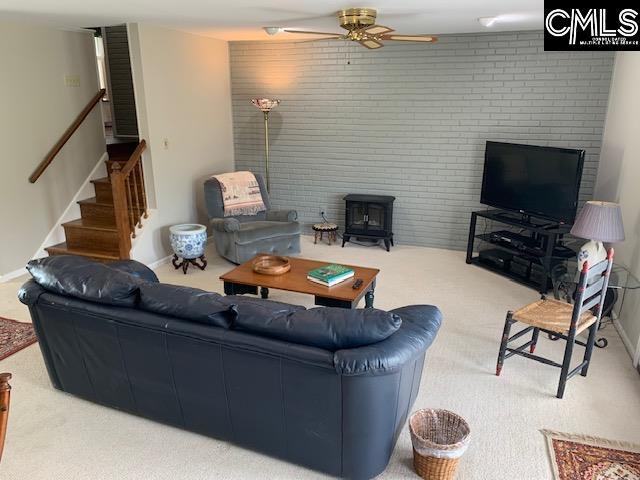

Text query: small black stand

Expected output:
[172,254,207,275]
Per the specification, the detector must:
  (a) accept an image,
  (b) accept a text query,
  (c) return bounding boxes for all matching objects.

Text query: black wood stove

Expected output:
[342,194,395,251]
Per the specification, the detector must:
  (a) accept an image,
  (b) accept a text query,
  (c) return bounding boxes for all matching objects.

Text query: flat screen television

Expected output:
[480,141,585,224]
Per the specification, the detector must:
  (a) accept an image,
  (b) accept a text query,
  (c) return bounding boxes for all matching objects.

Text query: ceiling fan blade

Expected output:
[359,39,384,49]
[293,37,345,43]
[357,24,395,35]
[283,29,343,37]
[380,34,438,43]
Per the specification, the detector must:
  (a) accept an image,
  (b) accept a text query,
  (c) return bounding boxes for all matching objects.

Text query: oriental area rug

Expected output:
[0,317,37,361]
[543,429,640,480]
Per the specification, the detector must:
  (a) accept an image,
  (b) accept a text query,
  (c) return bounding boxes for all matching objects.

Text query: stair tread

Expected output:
[77,196,113,207]
[62,218,118,231]
[90,177,110,185]
[45,242,120,260]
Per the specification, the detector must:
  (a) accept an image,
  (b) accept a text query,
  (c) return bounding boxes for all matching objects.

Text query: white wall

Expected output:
[127,24,234,265]
[0,21,105,278]
[595,52,640,366]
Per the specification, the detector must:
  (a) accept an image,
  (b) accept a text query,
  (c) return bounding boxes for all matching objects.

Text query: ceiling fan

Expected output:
[280,8,438,50]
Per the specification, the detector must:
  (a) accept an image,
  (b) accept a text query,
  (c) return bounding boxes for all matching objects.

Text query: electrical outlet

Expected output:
[64,75,80,87]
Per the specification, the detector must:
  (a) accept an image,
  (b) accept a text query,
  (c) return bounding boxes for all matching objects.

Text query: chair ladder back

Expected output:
[582,275,606,300]
[585,259,609,281]
[574,249,615,325]
[569,261,592,332]
[592,248,615,322]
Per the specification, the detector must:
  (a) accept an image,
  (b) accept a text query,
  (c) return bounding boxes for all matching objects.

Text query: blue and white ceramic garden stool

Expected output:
[169,224,208,274]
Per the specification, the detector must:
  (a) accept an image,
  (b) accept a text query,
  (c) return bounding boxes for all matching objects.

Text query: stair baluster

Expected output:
[137,161,149,219]
[131,162,142,228]
[110,162,133,259]
[125,176,136,238]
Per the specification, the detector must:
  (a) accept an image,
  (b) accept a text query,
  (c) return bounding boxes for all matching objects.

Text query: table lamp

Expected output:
[570,201,625,269]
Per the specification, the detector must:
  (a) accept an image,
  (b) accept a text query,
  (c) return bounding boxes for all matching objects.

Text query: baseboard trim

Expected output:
[0,267,28,283]
[147,255,173,270]
[612,317,636,364]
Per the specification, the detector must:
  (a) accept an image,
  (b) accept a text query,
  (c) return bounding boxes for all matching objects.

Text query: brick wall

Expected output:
[229,31,614,250]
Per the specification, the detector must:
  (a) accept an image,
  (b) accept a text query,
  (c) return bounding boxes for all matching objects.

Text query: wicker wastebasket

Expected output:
[409,409,470,480]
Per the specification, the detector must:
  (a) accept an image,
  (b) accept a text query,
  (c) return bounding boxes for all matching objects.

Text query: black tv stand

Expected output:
[466,209,574,293]
[493,211,555,229]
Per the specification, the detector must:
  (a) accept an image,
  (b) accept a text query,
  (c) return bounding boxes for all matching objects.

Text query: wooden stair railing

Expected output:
[29,88,106,183]
[110,140,148,259]
[0,373,11,462]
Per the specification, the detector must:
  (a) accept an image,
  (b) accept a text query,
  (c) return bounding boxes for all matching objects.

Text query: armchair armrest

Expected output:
[210,218,240,233]
[266,209,298,222]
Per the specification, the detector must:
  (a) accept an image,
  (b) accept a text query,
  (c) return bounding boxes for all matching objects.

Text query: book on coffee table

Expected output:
[307,264,354,287]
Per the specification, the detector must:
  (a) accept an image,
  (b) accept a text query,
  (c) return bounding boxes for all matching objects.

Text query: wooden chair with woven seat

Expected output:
[0,373,11,462]
[496,249,614,399]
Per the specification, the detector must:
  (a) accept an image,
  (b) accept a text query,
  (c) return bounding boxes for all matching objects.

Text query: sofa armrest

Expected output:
[266,209,298,222]
[18,279,47,306]
[333,305,442,376]
[210,217,240,233]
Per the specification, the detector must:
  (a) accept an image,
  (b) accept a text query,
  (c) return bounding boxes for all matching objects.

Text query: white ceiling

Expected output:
[0,0,543,40]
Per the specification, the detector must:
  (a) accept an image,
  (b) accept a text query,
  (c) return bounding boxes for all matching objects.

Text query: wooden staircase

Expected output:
[45,141,148,261]
[29,88,148,262]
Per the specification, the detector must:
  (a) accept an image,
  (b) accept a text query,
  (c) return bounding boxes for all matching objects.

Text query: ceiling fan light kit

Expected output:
[478,16,497,27]
[263,27,282,36]
[280,7,437,49]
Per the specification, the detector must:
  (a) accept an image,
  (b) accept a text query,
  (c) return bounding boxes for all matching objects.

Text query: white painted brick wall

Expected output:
[229,31,614,250]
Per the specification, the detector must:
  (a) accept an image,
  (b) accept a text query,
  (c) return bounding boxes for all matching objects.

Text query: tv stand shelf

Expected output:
[466,209,574,293]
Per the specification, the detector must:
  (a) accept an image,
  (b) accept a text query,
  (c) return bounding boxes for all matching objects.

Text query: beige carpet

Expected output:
[1,235,639,479]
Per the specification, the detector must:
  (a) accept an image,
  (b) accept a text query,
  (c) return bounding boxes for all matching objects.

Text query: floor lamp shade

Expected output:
[251,98,280,192]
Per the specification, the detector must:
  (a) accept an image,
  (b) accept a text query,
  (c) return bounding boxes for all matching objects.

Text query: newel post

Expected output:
[110,163,132,260]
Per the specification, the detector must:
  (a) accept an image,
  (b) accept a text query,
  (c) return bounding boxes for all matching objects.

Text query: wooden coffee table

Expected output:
[220,256,380,309]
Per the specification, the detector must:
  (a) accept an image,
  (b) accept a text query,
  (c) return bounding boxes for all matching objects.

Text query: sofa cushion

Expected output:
[109,260,159,283]
[26,255,143,307]
[139,283,236,328]
[234,306,402,351]
[235,221,300,245]
[220,295,305,320]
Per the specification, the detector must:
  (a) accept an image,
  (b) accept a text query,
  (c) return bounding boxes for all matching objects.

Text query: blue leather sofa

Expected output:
[19,256,441,479]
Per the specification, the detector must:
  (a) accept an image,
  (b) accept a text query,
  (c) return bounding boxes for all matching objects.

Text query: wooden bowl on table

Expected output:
[252,255,291,275]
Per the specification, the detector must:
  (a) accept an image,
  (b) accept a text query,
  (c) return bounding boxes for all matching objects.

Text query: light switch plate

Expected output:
[64,75,80,87]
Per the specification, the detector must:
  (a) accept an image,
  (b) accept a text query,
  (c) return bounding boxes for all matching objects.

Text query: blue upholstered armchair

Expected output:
[204,174,301,264]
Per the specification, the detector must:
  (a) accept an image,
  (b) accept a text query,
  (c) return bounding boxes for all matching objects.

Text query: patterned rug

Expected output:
[0,316,37,361]
[543,430,640,480]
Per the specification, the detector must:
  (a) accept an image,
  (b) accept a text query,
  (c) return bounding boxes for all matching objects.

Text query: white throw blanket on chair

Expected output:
[212,171,266,217]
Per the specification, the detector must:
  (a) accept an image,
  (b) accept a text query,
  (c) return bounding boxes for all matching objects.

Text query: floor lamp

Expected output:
[251,98,280,192]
